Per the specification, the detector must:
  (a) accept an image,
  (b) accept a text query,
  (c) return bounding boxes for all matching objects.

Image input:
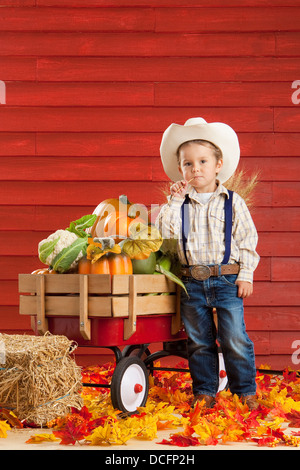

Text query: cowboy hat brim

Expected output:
[160,118,240,184]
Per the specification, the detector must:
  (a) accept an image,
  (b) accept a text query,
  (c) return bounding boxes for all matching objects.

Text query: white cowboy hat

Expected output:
[160,117,240,184]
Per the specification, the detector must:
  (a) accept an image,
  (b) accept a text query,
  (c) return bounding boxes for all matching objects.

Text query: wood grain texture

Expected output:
[1,2,299,367]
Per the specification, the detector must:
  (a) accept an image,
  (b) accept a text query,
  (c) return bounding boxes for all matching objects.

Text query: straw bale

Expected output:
[0,332,83,426]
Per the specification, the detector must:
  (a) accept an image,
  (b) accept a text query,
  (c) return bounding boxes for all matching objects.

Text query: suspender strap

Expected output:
[181,194,190,266]
[180,190,234,267]
[222,189,233,265]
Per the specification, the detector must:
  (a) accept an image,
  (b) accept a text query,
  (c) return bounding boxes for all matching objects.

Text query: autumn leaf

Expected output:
[26,433,58,444]
[193,418,220,446]
[86,421,135,446]
[0,408,23,428]
[0,420,11,438]
[158,433,201,447]
[53,419,90,445]
[285,409,300,428]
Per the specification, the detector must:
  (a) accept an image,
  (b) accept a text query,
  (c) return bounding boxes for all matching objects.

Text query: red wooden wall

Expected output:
[1,1,300,369]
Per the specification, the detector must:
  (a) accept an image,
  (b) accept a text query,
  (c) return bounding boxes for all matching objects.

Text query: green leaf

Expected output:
[51,237,88,273]
[66,214,97,238]
[38,237,60,264]
[155,264,188,296]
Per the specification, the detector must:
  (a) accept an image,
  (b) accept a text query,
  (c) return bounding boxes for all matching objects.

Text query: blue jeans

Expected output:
[180,273,256,398]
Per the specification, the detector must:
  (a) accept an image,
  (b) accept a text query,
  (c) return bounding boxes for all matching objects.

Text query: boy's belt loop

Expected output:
[180,190,234,266]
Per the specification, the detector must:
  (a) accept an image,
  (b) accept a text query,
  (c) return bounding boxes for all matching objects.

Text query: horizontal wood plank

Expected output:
[19,274,112,294]
[0,181,276,207]
[4,82,154,107]
[0,32,276,57]
[30,132,300,158]
[0,107,273,132]
[36,57,300,82]
[3,81,297,108]
[0,156,152,181]
[1,205,298,234]
[4,229,300,263]
[155,7,300,32]
[272,258,300,281]
[3,155,299,183]
[0,7,155,32]
[36,0,300,6]
[3,280,300,307]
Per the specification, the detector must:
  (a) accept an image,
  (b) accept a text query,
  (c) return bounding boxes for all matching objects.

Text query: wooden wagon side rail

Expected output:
[18,274,181,341]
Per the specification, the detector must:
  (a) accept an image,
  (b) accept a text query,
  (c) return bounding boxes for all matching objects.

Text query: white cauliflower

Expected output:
[38,229,86,272]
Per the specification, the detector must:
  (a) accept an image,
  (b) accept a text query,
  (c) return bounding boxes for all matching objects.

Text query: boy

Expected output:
[156,118,260,409]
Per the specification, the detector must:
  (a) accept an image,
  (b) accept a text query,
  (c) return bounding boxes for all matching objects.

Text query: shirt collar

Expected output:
[187,181,229,202]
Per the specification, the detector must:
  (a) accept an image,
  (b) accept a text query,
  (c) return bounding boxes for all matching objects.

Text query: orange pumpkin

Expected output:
[99,212,145,242]
[89,196,148,241]
[78,252,133,275]
[89,196,131,236]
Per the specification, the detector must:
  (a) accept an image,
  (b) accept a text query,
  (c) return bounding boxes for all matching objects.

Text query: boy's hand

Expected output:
[170,180,188,198]
[235,281,253,298]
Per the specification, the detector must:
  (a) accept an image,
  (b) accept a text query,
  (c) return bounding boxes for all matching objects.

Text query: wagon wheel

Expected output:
[218,352,228,392]
[110,356,149,413]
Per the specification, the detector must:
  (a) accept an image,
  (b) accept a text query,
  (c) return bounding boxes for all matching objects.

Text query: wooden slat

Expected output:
[0,156,152,182]
[36,0,300,6]
[0,32,275,57]
[124,275,137,340]
[18,274,112,294]
[33,132,300,158]
[112,274,176,295]
[154,82,295,107]
[0,7,155,32]
[3,205,300,234]
[112,294,176,317]
[3,82,154,106]
[0,57,36,80]
[36,57,300,82]
[0,181,273,207]
[19,295,112,317]
[36,274,48,335]
[0,107,273,132]
[155,7,300,32]
[79,274,91,340]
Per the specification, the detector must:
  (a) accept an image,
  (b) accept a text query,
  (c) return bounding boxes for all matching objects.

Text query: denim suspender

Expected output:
[180,190,234,266]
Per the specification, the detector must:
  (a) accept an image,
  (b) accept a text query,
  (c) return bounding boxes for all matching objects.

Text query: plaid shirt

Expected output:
[156,183,259,283]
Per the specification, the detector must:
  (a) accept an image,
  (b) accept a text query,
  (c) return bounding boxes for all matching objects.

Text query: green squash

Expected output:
[132,252,157,274]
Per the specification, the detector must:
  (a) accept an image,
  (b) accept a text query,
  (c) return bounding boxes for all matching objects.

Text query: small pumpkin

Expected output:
[78,252,133,275]
[31,268,57,274]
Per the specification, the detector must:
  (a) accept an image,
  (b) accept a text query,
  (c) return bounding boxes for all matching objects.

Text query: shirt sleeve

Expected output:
[155,196,184,239]
[232,194,260,284]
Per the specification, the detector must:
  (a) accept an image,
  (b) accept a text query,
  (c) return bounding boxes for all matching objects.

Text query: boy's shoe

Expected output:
[241,395,259,410]
[191,394,216,409]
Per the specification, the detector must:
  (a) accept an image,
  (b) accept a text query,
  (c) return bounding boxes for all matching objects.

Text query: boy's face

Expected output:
[178,142,223,193]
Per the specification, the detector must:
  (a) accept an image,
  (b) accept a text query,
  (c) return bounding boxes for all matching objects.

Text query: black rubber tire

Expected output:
[110,356,149,413]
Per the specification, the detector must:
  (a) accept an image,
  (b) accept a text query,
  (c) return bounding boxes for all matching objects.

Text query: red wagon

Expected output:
[18,273,227,413]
